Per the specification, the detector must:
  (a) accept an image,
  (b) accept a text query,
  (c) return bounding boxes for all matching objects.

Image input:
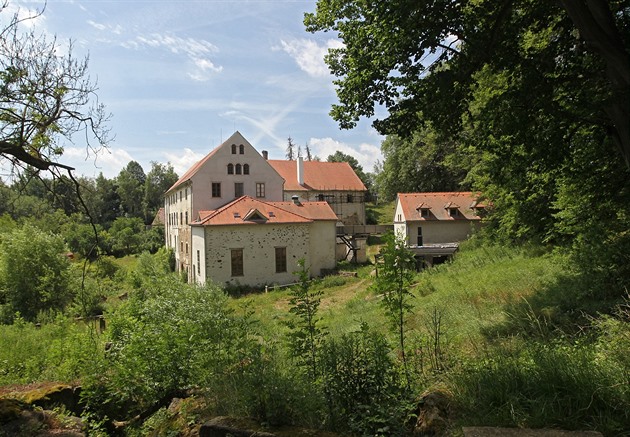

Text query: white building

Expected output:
[163,131,366,285]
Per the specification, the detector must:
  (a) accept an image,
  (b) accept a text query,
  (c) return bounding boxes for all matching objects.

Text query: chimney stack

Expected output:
[262,150,268,160]
[297,157,304,186]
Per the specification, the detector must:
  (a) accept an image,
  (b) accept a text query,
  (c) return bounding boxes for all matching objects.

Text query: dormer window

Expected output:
[448,208,460,217]
[420,208,430,218]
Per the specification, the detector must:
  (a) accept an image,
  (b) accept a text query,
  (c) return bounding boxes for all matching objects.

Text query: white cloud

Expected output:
[62,146,134,178]
[124,32,222,81]
[278,38,343,78]
[308,137,382,173]
[164,148,204,176]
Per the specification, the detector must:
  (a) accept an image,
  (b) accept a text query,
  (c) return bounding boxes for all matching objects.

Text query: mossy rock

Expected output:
[21,384,82,415]
[0,398,27,425]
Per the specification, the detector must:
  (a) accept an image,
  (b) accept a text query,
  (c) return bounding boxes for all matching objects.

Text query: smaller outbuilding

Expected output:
[394,192,486,266]
[191,195,338,287]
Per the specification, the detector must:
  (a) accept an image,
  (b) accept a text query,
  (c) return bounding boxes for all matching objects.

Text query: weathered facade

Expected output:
[191,196,338,287]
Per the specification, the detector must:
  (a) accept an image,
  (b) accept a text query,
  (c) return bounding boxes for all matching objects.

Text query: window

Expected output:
[275,247,287,273]
[212,182,221,197]
[231,144,237,154]
[243,164,249,175]
[227,163,234,174]
[180,212,183,224]
[417,227,423,246]
[449,208,459,217]
[256,183,265,198]
[239,144,244,154]
[185,188,188,200]
[185,211,188,224]
[397,214,402,222]
[421,209,430,218]
[317,194,325,201]
[180,241,183,251]
[347,194,353,203]
[185,243,188,254]
[197,250,200,275]
[235,182,244,197]
[231,249,243,276]
[235,164,242,175]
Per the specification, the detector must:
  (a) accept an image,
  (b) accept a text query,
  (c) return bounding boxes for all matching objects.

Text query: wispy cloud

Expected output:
[123,33,223,81]
[63,146,135,178]
[278,38,343,78]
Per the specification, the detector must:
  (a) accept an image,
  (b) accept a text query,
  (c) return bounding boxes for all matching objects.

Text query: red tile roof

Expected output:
[397,192,484,221]
[268,160,366,192]
[193,196,337,226]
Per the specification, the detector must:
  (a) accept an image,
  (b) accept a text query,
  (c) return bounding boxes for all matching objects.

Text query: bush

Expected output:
[320,323,414,435]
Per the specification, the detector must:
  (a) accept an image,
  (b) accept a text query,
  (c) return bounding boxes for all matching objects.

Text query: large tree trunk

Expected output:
[560,0,630,168]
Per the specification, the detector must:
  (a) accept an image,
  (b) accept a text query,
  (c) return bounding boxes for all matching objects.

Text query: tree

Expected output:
[326,150,369,189]
[286,136,296,160]
[371,232,416,389]
[116,161,145,219]
[0,224,71,323]
[0,3,111,178]
[143,162,178,223]
[108,216,145,255]
[305,143,313,161]
[304,1,629,166]
[376,128,468,201]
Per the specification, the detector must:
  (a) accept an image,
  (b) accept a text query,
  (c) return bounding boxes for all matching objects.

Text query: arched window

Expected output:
[231,144,237,154]
[235,164,242,175]
[227,163,234,174]
[239,144,244,154]
[243,164,249,175]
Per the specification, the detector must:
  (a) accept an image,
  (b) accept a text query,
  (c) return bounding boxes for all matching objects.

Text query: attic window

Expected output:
[268,211,275,217]
[448,208,460,217]
[420,209,430,218]
[243,208,268,222]
[233,212,240,218]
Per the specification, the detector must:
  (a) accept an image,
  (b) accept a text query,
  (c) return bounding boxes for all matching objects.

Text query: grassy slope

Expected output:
[233,243,567,355]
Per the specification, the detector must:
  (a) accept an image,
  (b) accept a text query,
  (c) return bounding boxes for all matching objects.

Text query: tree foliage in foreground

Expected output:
[0,224,71,322]
[0,3,111,177]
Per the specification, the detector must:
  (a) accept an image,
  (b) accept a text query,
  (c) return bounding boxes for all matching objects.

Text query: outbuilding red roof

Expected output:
[268,160,366,192]
[397,192,484,221]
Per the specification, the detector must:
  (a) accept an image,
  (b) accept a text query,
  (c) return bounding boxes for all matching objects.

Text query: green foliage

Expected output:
[326,150,370,190]
[375,128,467,201]
[285,259,327,380]
[107,216,146,256]
[0,224,72,323]
[86,278,258,420]
[320,323,413,436]
[372,232,416,387]
[0,316,102,385]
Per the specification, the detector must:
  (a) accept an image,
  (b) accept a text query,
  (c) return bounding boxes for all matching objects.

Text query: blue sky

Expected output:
[4,0,384,179]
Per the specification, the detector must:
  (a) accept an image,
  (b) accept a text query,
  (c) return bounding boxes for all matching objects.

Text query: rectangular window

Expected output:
[197,250,200,275]
[256,182,265,198]
[231,249,243,277]
[212,182,221,198]
[235,182,244,198]
[275,247,287,273]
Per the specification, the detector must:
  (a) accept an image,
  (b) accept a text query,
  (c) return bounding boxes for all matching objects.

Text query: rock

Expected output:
[23,384,82,415]
[462,427,603,437]
[200,416,277,437]
[0,398,26,424]
[414,390,452,436]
